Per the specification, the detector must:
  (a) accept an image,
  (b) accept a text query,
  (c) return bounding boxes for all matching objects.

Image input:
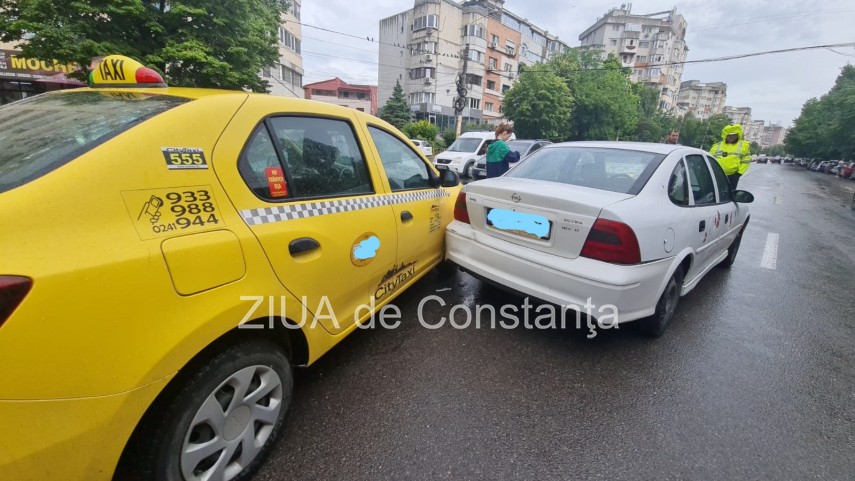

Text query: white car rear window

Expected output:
[506,147,665,194]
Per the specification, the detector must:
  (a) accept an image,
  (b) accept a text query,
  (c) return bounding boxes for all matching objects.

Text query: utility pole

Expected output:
[454,44,470,138]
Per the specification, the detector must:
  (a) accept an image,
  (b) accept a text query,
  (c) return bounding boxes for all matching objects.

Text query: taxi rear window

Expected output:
[0,91,189,193]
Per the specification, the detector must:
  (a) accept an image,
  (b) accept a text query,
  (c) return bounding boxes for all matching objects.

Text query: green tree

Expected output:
[0,0,285,92]
[633,84,676,142]
[549,50,639,140]
[786,65,855,160]
[380,81,411,130]
[502,68,572,142]
[403,120,438,141]
[442,129,457,147]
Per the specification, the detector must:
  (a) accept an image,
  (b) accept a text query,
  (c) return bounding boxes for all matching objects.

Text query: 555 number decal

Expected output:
[122,185,225,240]
[162,147,208,169]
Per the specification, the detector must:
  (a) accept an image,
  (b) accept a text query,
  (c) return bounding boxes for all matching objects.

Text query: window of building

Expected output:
[279,27,301,53]
[463,24,485,38]
[610,39,618,46]
[409,67,435,79]
[626,23,641,32]
[612,24,620,31]
[487,80,496,90]
[413,15,438,31]
[491,34,500,47]
[637,55,647,62]
[485,102,494,112]
[290,0,300,20]
[313,89,335,96]
[488,58,498,70]
[467,49,484,63]
[281,66,303,87]
[502,84,510,93]
[503,63,513,72]
[465,74,482,86]
[468,98,480,110]
[640,41,650,49]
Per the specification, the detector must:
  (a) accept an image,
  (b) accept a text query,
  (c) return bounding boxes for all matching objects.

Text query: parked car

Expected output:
[838,162,855,178]
[433,131,514,179]
[447,142,754,337]
[472,139,553,179]
[0,55,462,481]
[410,139,433,157]
[756,156,769,164]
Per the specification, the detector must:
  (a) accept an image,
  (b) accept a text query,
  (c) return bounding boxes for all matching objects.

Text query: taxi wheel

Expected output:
[119,340,292,481]
[640,267,684,337]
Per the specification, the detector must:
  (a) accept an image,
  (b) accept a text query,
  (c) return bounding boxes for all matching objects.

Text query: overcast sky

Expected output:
[300,0,855,127]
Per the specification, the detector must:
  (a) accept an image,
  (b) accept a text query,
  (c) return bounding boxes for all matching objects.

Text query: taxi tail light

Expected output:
[580,219,641,265]
[454,191,470,224]
[0,276,32,328]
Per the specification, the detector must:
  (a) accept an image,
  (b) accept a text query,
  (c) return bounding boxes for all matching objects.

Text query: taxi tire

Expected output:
[117,340,292,481]
[639,266,684,338]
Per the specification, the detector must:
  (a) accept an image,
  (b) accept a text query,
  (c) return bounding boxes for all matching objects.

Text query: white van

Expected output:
[434,131,514,178]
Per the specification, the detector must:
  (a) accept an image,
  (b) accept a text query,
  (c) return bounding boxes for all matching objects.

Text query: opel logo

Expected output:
[511,193,521,203]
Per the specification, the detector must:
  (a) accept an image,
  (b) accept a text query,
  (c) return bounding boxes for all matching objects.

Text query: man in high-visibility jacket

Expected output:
[710,124,751,189]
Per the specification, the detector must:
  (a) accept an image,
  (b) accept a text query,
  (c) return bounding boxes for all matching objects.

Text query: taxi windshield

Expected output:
[0,91,188,193]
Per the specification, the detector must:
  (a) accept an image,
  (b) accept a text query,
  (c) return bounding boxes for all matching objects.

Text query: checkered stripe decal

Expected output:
[240,190,450,226]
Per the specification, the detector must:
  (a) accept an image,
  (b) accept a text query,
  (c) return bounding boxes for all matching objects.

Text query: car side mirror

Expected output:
[440,169,460,187]
[733,190,754,203]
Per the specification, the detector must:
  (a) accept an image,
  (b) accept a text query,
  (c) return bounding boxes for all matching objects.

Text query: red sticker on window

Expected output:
[265,167,289,198]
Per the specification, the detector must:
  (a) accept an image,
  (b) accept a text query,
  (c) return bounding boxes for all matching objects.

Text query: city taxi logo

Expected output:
[375,261,417,299]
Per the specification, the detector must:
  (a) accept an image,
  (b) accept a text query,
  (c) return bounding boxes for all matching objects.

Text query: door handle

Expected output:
[699,220,706,232]
[289,237,320,256]
[401,210,413,221]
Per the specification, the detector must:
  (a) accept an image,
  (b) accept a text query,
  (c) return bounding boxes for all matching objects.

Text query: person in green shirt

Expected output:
[486,123,520,178]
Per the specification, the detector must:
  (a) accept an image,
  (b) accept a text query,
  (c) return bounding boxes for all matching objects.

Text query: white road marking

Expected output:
[761,233,779,270]
[774,197,783,205]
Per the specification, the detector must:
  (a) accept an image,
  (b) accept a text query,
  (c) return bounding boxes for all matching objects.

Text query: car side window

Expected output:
[685,154,716,206]
[247,116,372,201]
[238,125,287,199]
[707,155,733,203]
[368,126,433,191]
[668,160,689,206]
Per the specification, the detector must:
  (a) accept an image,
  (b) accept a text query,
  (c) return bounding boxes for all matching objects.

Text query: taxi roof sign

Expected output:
[89,55,167,88]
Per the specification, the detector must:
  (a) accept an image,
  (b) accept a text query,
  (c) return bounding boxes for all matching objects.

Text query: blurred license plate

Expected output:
[486,208,551,240]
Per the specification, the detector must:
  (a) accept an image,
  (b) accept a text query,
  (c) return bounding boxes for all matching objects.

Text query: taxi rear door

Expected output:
[213,99,398,334]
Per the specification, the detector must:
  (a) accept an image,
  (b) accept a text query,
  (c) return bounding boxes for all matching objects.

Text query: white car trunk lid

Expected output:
[464,178,633,259]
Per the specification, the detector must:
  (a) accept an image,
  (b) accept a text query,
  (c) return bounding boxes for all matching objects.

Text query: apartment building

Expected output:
[675,80,727,120]
[744,119,765,144]
[579,4,688,111]
[378,0,569,131]
[761,124,787,148]
[264,0,305,98]
[304,78,379,116]
[723,106,752,128]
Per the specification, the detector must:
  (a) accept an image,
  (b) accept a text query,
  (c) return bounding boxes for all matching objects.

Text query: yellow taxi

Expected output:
[0,56,461,481]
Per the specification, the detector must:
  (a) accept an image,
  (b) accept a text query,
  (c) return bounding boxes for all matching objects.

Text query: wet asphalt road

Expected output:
[257,164,855,481]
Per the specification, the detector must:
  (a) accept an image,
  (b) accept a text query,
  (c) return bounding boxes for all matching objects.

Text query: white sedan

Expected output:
[445,141,754,336]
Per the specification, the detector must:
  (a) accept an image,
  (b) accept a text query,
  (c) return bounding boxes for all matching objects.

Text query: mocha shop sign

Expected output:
[0,50,78,80]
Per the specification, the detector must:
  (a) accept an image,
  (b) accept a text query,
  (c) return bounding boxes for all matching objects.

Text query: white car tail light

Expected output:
[580,219,641,265]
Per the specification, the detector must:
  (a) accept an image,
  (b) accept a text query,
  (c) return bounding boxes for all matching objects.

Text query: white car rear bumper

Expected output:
[446,221,674,323]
